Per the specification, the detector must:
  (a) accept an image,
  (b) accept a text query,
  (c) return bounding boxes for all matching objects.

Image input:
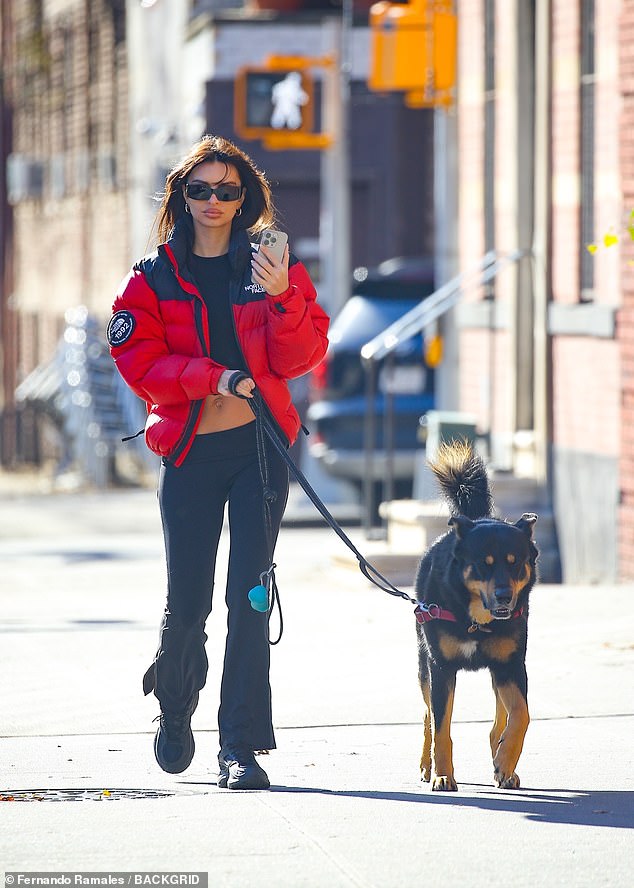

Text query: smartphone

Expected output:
[252,228,288,283]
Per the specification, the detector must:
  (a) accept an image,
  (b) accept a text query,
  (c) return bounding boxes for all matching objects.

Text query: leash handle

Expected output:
[227,370,251,397]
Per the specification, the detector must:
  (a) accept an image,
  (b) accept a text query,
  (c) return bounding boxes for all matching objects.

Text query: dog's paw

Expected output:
[494,770,521,789]
[432,775,458,792]
[420,767,431,783]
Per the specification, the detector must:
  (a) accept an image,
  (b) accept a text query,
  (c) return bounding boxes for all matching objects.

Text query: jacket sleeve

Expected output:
[108,267,225,405]
[264,259,330,379]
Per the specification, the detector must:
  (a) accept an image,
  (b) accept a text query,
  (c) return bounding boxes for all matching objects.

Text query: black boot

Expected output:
[153,693,198,774]
[218,746,270,790]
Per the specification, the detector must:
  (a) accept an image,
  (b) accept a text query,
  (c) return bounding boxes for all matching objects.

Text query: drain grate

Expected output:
[0,787,194,802]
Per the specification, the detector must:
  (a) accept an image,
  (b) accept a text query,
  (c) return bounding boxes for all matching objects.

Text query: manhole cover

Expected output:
[0,788,194,802]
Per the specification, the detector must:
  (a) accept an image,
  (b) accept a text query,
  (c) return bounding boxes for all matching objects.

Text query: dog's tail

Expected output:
[429,440,493,519]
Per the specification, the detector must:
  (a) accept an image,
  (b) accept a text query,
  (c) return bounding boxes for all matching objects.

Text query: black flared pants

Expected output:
[151,421,288,751]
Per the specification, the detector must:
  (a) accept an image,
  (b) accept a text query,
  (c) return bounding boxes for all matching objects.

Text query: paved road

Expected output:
[0,487,633,887]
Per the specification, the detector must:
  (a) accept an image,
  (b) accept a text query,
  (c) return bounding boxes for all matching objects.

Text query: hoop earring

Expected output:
[184,203,191,214]
[234,207,242,217]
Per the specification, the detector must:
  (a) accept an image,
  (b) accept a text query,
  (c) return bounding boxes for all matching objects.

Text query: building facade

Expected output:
[0,0,128,464]
[454,0,629,581]
[618,0,634,577]
[4,0,632,582]
[0,0,436,469]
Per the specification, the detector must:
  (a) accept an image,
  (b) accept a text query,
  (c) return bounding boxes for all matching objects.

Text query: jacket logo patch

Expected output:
[107,310,136,346]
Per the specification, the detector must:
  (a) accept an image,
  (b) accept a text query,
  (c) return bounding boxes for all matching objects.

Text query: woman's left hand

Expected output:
[218,369,255,399]
[251,244,290,297]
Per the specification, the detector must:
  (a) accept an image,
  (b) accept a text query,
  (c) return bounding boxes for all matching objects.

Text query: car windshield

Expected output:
[329,296,422,350]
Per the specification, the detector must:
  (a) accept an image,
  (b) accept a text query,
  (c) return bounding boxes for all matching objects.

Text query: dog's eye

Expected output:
[506,554,516,564]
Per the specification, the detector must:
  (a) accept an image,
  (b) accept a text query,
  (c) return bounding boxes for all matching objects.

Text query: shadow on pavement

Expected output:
[260,784,634,829]
[173,774,634,830]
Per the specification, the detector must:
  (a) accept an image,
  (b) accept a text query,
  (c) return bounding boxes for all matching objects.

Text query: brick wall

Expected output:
[551,0,581,305]
[456,0,486,430]
[456,0,518,464]
[549,0,622,454]
[9,0,128,379]
[553,338,620,454]
[619,0,634,577]
[547,0,624,580]
[457,0,485,281]
[454,0,625,579]
[594,2,623,303]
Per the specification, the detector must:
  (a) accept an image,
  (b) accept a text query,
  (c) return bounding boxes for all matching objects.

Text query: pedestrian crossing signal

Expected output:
[235,68,315,140]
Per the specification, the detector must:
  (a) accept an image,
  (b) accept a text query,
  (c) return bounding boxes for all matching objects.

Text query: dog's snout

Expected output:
[495,588,512,605]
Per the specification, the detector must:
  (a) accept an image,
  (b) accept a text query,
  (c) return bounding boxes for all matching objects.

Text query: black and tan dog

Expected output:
[415,441,538,791]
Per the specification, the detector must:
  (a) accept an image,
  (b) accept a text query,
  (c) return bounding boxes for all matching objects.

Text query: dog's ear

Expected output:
[449,515,475,539]
[515,512,537,538]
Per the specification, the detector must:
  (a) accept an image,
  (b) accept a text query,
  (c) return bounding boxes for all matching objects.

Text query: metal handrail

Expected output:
[360,248,531,535]
[361,249,528,365]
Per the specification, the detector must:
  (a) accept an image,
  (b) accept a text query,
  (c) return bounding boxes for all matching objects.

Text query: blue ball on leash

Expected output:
[248,584,269,612]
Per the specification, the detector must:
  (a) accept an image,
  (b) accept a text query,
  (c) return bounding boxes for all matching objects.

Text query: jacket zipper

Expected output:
[168,261,206,463]
[228,272,252,378]
[228,266,290,446]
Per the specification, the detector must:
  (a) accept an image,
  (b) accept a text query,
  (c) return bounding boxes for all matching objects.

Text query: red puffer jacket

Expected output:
[108,218,329,465]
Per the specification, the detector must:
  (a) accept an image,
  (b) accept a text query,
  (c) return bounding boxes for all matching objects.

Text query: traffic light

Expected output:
[235,67,315,140]
[368,0,457,106]
[234,56,335,150]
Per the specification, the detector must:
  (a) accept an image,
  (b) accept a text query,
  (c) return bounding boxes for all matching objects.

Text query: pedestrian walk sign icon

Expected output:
[271,72,309,130]
[235,67,315,141]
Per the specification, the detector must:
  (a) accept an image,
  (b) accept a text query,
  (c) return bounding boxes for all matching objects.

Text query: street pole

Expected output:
[433,106,459,410]
[319,11,351,317]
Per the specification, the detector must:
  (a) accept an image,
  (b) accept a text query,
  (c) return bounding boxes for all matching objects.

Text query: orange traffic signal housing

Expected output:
[368,0,457,104]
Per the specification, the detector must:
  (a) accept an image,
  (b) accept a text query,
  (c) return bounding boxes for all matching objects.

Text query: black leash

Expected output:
[226,372,286,643]
[253,395,284,645]
[231,378,417,614]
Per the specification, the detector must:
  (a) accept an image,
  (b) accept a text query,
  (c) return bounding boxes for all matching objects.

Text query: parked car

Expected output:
[306,257,437,498]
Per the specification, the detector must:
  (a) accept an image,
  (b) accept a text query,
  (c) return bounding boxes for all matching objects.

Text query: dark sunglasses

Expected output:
[185,182,243,202]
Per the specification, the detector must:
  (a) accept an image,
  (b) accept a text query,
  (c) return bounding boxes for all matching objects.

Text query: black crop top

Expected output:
[189,253,245,370]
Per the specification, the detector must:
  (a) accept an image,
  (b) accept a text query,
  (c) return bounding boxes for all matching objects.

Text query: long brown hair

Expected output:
[154,135,276,243]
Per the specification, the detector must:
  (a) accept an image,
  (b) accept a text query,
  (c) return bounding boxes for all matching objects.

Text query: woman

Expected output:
[108,135,329,790]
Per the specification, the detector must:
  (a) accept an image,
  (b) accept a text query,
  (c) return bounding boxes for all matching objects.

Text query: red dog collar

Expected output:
[415,602,524,626]
[415,603,457,624]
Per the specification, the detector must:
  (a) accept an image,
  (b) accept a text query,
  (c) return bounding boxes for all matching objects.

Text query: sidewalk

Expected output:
[0,487,633,887]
